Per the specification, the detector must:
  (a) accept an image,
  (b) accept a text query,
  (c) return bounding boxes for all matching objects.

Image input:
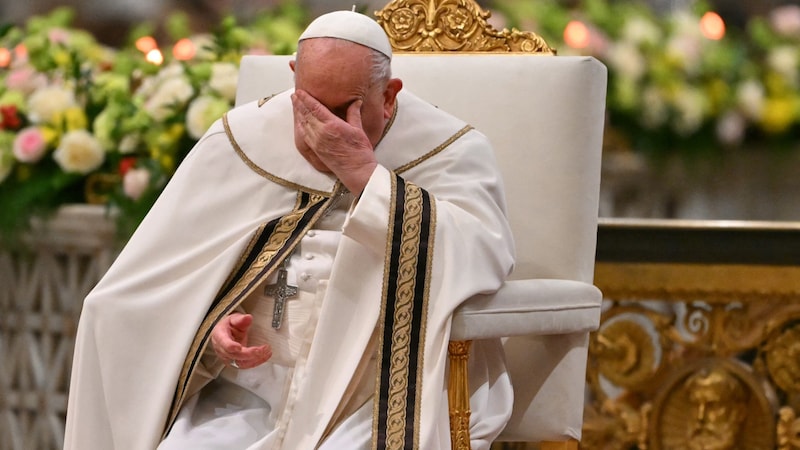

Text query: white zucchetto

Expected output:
[298,10,393,59]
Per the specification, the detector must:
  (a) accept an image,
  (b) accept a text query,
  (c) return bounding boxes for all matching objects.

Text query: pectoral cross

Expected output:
[265,258,297,329]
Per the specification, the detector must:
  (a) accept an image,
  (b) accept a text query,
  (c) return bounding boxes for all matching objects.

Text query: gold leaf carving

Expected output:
[593,318,659,388]
[648,359,775,450]
[764,325,800,394]
[375,0,555,54]
[778,407,800,450]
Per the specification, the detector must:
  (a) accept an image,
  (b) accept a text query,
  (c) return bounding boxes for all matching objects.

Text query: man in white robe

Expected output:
[65,10,515,450]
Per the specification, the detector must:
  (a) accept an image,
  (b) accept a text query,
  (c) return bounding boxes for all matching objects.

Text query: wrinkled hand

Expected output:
[211,313,271,369]
[292,89,377,195]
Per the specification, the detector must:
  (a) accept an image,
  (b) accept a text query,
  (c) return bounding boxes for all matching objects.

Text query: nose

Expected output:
[696,402,707,422]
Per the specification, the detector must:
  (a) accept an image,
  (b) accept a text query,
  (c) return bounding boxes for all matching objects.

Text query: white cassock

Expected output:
[64,88,516,449]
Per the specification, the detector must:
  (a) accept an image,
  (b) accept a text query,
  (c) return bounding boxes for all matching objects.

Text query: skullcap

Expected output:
[298,10,392,59]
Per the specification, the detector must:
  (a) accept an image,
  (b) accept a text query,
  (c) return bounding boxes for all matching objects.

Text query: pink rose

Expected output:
[48,28,70,45]
[5,67,47,94]
[13,127,47,163]
[770,5,800,37]
[123,167,150,200]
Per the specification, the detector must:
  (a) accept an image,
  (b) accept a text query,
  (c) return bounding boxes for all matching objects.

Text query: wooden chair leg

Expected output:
[449,340,472,450]
[448,343,580,450]
[540,440,579,450]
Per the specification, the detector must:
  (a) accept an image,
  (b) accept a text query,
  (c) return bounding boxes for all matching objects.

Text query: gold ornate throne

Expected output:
[234,1,608,448]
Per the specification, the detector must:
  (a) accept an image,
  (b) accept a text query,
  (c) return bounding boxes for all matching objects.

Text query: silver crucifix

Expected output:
[265,258,297,329]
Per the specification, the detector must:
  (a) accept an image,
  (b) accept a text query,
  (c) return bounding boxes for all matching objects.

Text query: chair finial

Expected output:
[374,0,556,54]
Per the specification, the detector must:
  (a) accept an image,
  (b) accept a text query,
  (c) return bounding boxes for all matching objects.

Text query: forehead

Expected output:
[295,39,375,104]
[296,39,372,80]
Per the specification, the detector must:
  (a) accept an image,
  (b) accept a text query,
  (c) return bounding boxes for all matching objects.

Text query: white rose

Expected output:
[119,134,140,154]
[137,63,186,98]
[671,11,703,38]
[607,42,646,81]
[27,85,78,124]
[671,87,706,136]
[716,110,746,146]
[123,167,150,200]
[53,130,105,174]
[209,62,239,102]
[186,95,229,139]
[640,86,668,129]
[621,16,661,46]
[666,35,702,73]
[144,75,195,121]
[737,80,765,121]
[190,34,217,61]
[767,46,799,85]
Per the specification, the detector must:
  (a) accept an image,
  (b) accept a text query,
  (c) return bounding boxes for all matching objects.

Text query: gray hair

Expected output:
[296,38,392,88]
[368,49,391,88]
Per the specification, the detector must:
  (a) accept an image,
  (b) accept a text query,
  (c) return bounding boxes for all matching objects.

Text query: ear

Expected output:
[289,60,296,73]
[382,78,403,118]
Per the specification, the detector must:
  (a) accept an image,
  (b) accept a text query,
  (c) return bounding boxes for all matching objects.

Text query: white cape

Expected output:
[65,89,515,449]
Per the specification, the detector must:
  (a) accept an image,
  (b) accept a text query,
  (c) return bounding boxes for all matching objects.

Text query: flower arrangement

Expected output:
[3,1,800,244]
[0,5,306,243]
[493,0,800,159]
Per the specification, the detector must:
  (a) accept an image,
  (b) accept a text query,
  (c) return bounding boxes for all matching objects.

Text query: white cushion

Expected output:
[450,279,602,341]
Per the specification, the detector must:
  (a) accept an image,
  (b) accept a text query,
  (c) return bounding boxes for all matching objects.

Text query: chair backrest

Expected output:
[235,54,607,285]
[236,53,607,444]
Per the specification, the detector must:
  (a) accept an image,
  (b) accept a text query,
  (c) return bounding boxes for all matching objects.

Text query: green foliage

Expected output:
[0,6,308,246]
[494,0,800,156]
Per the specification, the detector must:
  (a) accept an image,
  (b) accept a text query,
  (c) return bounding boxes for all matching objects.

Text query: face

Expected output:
[685,371,746,450]
[290,38,401,171]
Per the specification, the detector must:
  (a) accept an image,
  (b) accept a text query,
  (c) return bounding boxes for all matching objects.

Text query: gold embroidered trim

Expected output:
[168,211,304,424]
[373,174,399,446]
[166,189,339,432]
[216,221,267,299]
[394,125,474,174]
[415,193,434,444]
[258,94,276,107]
[384,182,426,448]
[371,176,433,449]
[222,113,334,197]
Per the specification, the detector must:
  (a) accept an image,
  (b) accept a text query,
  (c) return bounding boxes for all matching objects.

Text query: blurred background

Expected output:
[2,0,800,232]
[3,2,800,450]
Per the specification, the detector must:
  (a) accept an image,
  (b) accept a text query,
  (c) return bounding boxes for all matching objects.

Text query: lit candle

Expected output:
[145,49,164,65]
[0,48,11,68]
[172,38,196,61]
[564,20,590,49]
[136,36,158,54]
[701,11,726,40]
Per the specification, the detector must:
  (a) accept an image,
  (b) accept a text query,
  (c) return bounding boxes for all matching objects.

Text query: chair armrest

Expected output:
[450,279,602,341]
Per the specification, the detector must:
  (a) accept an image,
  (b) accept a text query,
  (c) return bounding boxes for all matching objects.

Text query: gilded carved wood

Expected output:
[587,262,800,449]
[375,0,555,54]
[448,340,472,450]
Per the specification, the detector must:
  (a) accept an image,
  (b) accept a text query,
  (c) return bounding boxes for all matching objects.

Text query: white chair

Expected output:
[235,6,607,448]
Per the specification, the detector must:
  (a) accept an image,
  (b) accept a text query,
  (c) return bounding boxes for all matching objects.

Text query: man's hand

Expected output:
[211,313,271,369]
[292,89,377,195]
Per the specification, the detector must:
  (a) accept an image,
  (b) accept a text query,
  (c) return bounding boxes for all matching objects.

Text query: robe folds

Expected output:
[64,88,515,449]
